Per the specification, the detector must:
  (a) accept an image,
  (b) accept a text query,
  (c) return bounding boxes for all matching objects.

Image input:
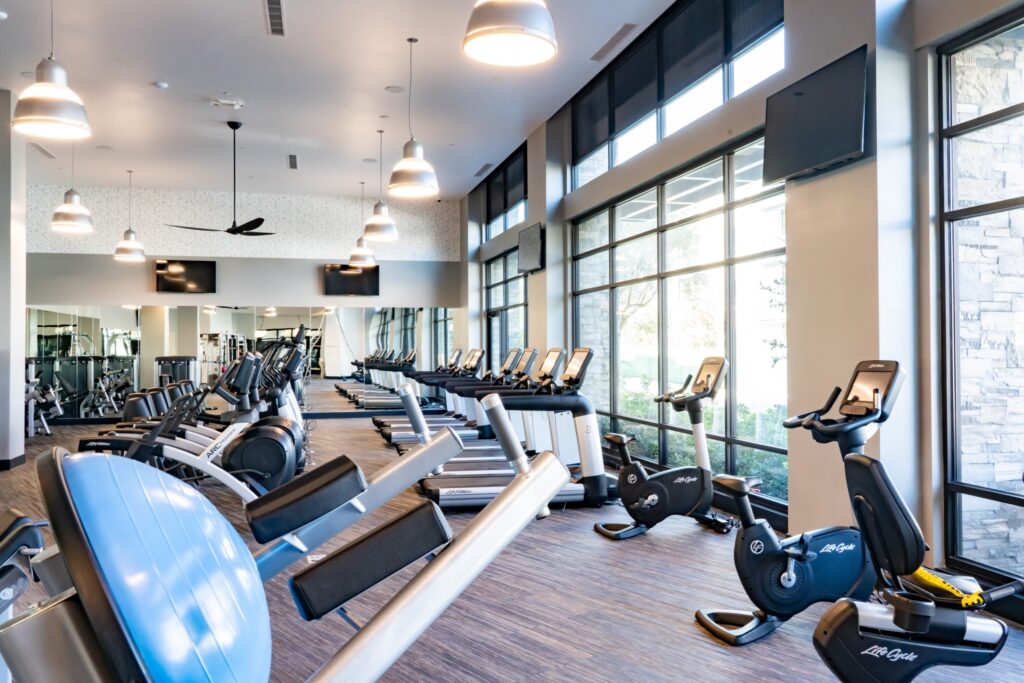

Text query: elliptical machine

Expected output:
[595,357,737,539]
[695,360,905,645]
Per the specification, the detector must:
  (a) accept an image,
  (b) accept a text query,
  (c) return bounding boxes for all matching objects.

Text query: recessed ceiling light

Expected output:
[0,11,8,21]
[385,85,405,94]
[152,81,170,89]
[362,158,377,163]
[97,145,114,151]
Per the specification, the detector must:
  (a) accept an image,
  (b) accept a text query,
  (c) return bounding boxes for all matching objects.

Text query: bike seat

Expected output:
[604,433,635,446]
[713,475,762,496]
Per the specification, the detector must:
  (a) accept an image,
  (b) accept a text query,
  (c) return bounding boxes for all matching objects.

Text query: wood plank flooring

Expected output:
[3,380,1022,682]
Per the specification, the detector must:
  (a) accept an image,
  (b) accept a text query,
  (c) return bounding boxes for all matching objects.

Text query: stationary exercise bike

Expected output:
[595,357,737,539]
[696,360,905,645]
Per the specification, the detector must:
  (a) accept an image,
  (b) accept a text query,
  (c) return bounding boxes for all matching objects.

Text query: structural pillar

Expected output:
[0,91,27,469]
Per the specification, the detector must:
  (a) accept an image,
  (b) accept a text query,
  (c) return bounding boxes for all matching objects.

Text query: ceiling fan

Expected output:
[166,121,272,236]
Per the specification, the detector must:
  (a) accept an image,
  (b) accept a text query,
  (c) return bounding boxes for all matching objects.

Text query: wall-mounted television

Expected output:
[155,260,216,293]
[324,264,380,296]
[517,223,544,273]
[763,45,868,184]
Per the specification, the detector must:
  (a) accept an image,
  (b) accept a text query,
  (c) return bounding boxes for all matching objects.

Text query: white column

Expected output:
[0,91,27,469]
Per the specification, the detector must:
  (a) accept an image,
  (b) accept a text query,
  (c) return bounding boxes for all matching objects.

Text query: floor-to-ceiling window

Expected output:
[573,136,788,502]
[431,308,455,368]
[940,11,1024,583]
[485,250,527,373]
[572,0,785,189]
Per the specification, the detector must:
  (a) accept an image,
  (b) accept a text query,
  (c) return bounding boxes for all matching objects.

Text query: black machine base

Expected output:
[695,608,785,646]
[593,521,649,540]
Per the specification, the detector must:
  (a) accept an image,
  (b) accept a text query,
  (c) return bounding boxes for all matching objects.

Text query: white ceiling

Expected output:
[0,0,675,199]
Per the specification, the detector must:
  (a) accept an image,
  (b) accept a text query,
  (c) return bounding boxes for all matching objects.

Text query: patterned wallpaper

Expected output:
[27,184,461,261]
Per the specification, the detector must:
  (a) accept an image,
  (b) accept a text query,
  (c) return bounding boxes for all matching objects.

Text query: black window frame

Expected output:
[483,144,529,241]
[572,131,789,522]
[570,0,784,188]
[431,307,454,368]
[484,249,528,373]
[938,5,1024,616]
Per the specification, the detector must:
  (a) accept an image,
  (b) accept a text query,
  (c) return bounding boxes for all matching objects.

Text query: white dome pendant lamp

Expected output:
[463,0,557,67]
[13,0,91,140]
[349,182,377,268]
[364,130,399,241]
[114,170,146,262]
[388,38,439,199]
[50,143,93,234]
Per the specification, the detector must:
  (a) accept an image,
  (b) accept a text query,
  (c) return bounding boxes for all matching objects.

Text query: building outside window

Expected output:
[940,12,1024,581]
[484,250,528,373]
[572,0,785,189]
[573,136,788,503]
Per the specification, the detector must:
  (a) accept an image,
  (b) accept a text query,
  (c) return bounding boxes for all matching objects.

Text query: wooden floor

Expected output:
[4,382,1022,682]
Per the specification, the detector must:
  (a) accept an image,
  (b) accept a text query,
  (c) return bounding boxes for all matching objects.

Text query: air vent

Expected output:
[474,163,493,177]
[288,154,298,170]
[591,23,637,62]
[265,0,285,36]
[29,142,56,159]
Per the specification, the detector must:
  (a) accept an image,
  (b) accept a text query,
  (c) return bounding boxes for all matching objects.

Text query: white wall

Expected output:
[27,254,461,308]
[28,183,460,262]
[1,91,26,467]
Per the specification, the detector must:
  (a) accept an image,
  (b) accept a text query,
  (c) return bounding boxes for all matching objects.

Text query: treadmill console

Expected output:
[839,360,904,421]
[560,348,593,387]
[514,348,537,376]
[690,357,728,398]
[462,349,483,370]
[499,348,521,374]
[537,348,565,379]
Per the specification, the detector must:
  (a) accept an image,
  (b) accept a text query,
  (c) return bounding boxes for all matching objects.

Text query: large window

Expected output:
[572,0,784,189]
[573,137,788,501]
[484,145,528,241]
[431,308,454,367]
[940,13,1024,583]
[485,250,527,373]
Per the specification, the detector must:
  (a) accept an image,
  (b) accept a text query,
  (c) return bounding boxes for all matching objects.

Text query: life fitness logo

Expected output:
[861,645,918,663]
[820,542,856,554]
[626,473,639,485]
[749,540,765,555]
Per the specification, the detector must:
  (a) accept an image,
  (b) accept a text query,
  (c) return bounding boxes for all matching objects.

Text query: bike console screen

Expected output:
[839,361,903,420]
[691,357,727,396]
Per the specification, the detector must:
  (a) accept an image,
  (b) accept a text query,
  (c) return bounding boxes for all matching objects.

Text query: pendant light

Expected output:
[114,170,146,262]
[350,181,377,268]
[463,0,558,67]
[50,143,93,233]
[12,0,91,140]
[365,130,399,241]
[388,38,439,199]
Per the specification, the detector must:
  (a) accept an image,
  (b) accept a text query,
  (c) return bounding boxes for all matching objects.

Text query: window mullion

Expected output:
[724,150,738,476]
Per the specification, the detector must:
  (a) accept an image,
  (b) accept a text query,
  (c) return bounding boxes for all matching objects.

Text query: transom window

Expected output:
[573,137,788,502]
[572,0,785,189]
[484,145,528,241]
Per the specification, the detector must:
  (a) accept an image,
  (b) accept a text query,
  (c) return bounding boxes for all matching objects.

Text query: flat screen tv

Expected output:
[155,260,216,293]
[763,45,868,184]
[517,223,544,273]
[324,264,380,296]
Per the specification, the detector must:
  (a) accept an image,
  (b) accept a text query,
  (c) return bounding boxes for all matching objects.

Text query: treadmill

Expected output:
[420,347,618,508]
[382,348,524,444]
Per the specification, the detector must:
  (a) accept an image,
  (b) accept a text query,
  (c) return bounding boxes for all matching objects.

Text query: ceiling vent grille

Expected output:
[591,23,637,62]
[265,0,285,36]
[288,154,298,170]
[29,142,56,159]
[474,163,493,177]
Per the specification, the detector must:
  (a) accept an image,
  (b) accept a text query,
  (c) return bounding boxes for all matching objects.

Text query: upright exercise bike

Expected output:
[595,357,737,539]
[695,360,905,645]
